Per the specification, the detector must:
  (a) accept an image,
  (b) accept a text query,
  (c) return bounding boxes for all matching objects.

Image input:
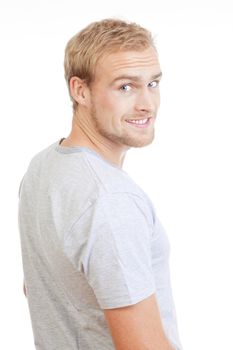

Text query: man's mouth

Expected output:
[125,117,151,128]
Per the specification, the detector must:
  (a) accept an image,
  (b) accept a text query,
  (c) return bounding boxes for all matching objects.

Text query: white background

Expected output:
[0,0,232,349]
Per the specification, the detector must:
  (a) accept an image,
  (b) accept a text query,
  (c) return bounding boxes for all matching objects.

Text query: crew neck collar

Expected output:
[55,138,125,172]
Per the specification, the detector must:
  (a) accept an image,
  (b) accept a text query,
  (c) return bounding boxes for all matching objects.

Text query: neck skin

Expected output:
[60,110,128,169]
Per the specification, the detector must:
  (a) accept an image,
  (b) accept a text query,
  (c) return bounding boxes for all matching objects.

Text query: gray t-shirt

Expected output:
[18,138,182,350]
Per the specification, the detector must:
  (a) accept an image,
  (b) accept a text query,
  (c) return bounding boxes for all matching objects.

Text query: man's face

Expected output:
[86,46,162,149]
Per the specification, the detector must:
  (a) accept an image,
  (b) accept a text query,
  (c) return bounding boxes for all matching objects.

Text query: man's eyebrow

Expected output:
[111,71,163,84]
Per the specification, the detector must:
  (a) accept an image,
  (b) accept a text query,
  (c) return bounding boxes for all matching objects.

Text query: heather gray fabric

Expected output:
[18,138,182,350]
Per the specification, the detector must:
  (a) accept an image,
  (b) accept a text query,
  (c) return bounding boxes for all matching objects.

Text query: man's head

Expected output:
[64,19,162,150]
[64,18,158,112]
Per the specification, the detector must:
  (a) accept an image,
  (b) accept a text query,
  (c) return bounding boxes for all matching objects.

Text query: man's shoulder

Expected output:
[25,140,58,172]
[61,147,143,197]
[22,140,156,220]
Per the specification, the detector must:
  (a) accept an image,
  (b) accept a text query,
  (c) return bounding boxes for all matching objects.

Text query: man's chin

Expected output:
[131,140,154,148]
[124,134,155,148]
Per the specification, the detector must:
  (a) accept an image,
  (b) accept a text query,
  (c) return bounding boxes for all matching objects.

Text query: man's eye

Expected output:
[120,84,131,92]
[148,80,159,88]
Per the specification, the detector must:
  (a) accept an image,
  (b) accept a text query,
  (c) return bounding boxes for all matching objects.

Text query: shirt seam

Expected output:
[63,191,154,244]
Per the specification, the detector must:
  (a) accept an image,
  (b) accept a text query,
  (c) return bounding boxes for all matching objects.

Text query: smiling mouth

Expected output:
[125,117,151,128]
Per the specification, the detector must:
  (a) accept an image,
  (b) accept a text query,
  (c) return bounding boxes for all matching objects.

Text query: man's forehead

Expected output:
[97,47,160,75]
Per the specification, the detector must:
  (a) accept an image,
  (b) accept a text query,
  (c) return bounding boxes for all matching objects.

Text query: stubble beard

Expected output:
[90,102,155,148]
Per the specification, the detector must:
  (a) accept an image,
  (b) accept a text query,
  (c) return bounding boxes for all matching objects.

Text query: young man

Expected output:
[18,19,183,350]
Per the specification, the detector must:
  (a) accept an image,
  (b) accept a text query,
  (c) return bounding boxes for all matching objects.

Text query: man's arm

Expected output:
[104,293,175,350]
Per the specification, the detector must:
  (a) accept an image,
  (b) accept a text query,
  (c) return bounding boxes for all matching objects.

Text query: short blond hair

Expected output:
[64,18,156,111]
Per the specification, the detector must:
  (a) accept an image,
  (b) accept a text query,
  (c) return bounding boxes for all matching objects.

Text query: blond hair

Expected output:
[64,18,156,112]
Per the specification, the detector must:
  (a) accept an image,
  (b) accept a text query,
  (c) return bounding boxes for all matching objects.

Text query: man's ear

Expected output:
[69,76,90,106]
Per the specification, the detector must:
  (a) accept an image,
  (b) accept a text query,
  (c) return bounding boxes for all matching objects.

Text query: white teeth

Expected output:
[126,118,149,125]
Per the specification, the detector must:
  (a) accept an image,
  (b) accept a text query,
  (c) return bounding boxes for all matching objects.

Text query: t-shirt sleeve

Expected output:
[68,192,156,309]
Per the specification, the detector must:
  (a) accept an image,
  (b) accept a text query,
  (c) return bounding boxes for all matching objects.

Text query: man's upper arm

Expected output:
[67,192,175,348]
[104,293,176,350]
[75,192,156,309]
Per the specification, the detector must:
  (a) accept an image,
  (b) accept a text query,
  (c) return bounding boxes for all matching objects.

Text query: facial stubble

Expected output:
[89,100,155,148]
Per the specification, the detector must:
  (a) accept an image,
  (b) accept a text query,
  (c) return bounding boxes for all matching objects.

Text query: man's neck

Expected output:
[60,120,128,169]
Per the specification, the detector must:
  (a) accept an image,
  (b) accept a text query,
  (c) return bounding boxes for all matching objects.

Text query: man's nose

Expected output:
[134,88,159,114]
